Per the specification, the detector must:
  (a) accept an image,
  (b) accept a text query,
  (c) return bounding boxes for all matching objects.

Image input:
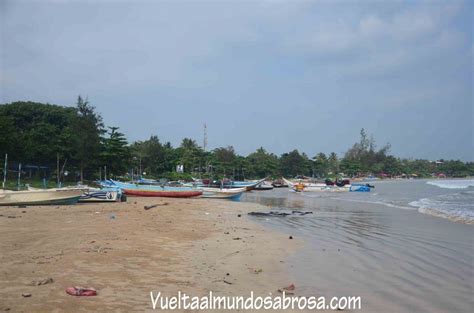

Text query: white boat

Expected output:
[200,187,247,199]
[293,185,350,192]
[28,186,122,202]
[282,177,351,192]
[282,177,327,188]
[0,189,82,206]
[79,188,121,202]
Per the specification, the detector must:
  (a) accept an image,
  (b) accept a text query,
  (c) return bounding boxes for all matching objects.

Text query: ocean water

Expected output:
[241,179,474,313]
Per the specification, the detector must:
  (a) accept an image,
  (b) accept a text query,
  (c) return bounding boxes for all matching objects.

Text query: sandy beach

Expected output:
[0,198,299,312]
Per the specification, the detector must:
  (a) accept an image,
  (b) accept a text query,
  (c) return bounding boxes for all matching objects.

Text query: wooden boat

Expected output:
[282,177,326,189]
[283,177,352,192]
[254,182,274,191]
[200,187,246,200]
[188,177,267,191]
[293,184,350,192]
[79,188,122,202]
[103,180,202,198]
[122,188,202,198]
[29,185,123,202]
[0,189,82,206]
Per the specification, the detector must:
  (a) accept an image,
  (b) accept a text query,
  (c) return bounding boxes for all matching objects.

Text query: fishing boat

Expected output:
[282,177,327,189]
[0,189,82,206]
[28,185,124,202]
[349,184,374,192]
[200,187,246,200]
[283,177,354,192]
[254,182,274,191]
[271,179,288,188]
[100,180,202,198]
[293,184,350,192]
[79,187,123,202]
[187,177,267,191]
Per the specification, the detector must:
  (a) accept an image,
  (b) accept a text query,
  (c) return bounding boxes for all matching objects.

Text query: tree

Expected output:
[213,146,237,176]
[280,149,310,177]
[247,147,279,178]
[313,153,328,177]
[71,96,104,181]
[328,152,339,175]
[101,127,130,176]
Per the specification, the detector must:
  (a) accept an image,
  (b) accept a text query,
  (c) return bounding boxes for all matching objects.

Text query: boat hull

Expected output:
[79,190,120,202]
[200,187,246,200]
[0,189,82,206]
[123,188,202,198]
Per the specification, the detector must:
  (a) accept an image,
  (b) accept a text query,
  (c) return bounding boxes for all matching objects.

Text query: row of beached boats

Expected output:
[282,177,374,192]
[0,177,268,206]
[0,176,374,206]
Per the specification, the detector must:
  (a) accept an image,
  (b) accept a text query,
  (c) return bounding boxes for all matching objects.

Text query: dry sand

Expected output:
[0,198,300,312]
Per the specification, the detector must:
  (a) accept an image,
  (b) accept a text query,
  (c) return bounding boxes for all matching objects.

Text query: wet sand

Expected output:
[0,198,299,312]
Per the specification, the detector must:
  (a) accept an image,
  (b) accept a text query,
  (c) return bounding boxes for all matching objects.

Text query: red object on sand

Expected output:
[66,287,97,296]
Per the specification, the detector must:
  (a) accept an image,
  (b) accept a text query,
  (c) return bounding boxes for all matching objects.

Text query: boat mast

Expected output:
[2,153,7,189]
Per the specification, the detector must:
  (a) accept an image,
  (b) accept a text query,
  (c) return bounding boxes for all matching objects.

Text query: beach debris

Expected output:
[226,273,230,276]
[223,280,233,285]
[21,293,31,297]
[237,214,242,217]
[22,211,27,213]
[66,286,97,296]
[32,278,53,286]
[254,268,263,274]
[278,283,295,295]
[289,236,293,240]
[205,212,210,215]
[224,231,230,234]
[144,202,169,210]
[109,213,116,220]
[232,237,242,240]
[248,211,312,217]
[292,210,313,215]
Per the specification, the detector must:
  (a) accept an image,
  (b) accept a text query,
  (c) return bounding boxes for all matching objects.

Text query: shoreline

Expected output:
[0,198,300,312]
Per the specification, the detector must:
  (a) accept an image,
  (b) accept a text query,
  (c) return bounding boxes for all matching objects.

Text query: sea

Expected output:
[241,179,474,312]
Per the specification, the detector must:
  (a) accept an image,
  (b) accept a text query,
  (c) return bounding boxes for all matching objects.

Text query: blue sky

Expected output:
[1,0,473,160]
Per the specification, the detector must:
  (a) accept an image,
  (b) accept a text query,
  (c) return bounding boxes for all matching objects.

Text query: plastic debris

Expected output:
[66,287,97,296]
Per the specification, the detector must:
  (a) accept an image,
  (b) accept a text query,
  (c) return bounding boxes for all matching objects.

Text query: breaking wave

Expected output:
[409,190,474,224]
[426,179,474,189]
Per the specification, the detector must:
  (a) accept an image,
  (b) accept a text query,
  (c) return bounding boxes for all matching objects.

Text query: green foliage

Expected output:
[101,126,130,176]
[1,101,472,181]
[280,149,311,177]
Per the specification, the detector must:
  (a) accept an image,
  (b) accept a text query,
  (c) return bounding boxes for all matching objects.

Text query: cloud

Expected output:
[1,0,472,160]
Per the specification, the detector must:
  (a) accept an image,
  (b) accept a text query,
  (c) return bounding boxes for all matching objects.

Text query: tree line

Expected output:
[1,99,473,182]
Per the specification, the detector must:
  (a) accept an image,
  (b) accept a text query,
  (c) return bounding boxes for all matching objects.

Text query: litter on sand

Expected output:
[66,287,97,296]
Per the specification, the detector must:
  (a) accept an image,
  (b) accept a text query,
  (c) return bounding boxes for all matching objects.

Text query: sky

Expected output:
[1,0,473,161]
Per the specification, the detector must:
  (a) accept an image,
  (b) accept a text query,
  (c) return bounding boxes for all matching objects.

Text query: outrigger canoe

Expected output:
[101,180,202,198]
[122,188,202,198]
[200,187,246,200]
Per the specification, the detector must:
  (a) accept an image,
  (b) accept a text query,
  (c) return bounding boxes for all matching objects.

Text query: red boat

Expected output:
[122,188,202,198]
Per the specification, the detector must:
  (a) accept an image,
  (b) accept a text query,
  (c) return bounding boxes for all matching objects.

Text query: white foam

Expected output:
[426,179,474,189]
[330,197,416,210]
[409,195,474,224]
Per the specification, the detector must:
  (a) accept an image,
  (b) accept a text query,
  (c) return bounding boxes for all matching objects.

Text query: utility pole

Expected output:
[57,153,60,187]
[2,154,7,189]
[203,122,208,152]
